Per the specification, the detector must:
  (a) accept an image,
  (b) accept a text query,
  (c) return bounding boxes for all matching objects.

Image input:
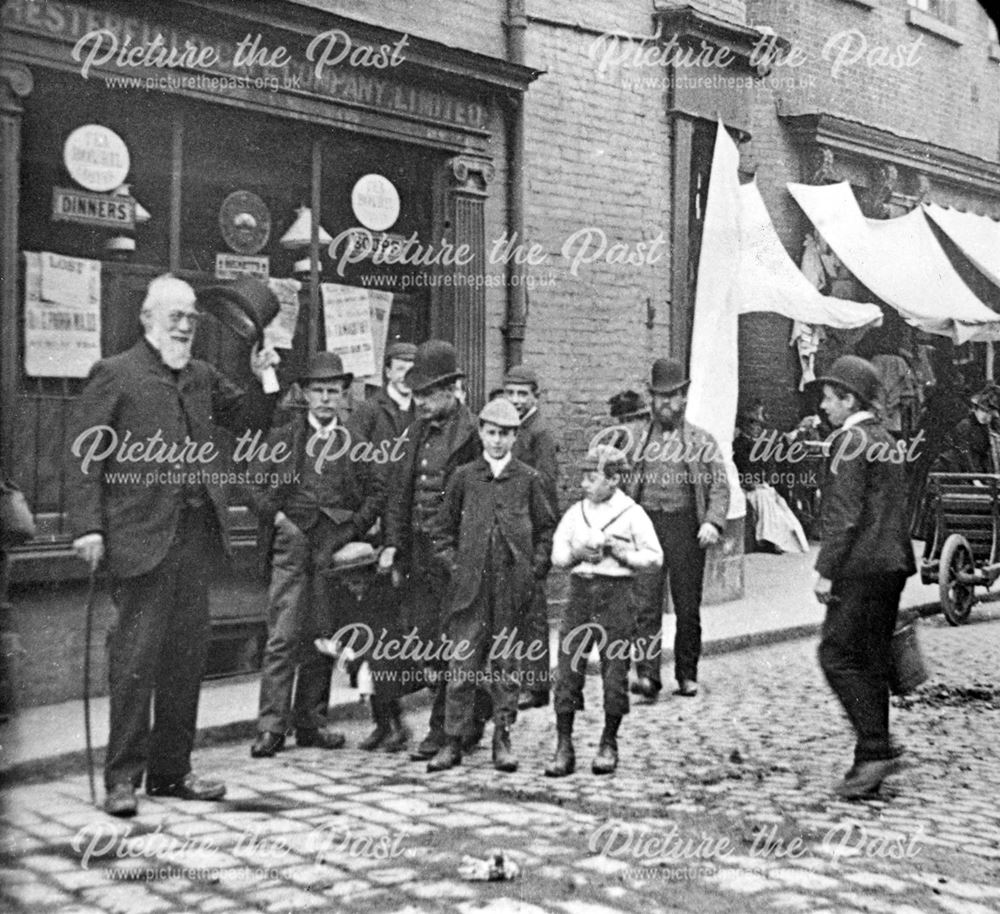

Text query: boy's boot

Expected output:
[426,735,463,772]
[359,696,391,751]
[382,699,411,753]
[544,712,575,777]
[492,721,518,773]
[411,680,447,760]
[592,714,621,775]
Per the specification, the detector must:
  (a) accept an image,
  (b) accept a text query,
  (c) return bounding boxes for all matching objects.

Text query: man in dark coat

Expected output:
[348,341,417,751]
[425,397,555,772]
[626,358,729,700]
[67,274,277,817]
[250,353,384,759]
[503,365,560,710]
[933,383,1000,475]
[813,355,916,799]
[379,340,483,761]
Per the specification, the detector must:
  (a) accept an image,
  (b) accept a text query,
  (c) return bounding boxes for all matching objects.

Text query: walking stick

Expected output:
[82,567,98,807]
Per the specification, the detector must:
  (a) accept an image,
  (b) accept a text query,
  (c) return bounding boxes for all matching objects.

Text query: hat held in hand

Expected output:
[198,276,280,345]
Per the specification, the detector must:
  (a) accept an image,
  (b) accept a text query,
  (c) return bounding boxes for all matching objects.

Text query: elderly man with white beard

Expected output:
[67,274,278,818]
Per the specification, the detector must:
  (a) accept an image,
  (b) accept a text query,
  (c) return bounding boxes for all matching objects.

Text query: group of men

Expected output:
[70,273,912,817]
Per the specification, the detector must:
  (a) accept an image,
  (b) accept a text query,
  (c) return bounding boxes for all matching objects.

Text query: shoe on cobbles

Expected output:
[544,737,575,777]
[296,728,346,750]
[251,731,285,758]
[146,773,226,801]
[517,691,550,710]
[103,783,137,818]
[591,739,618,775]
[410,729,446,761]
[461,719,487,752]
[833,757,901,799]
[630,677,660,700]
[673,680,698,697]
[427,738,462,772]
[358,724,390,751]
[492,726,518,773]
[382,720,411,753]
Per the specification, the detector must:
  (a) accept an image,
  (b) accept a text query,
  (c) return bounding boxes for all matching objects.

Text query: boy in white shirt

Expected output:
[547,445,662,776]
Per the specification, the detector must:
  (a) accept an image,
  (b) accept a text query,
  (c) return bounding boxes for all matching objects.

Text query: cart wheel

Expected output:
[939,534,976,626]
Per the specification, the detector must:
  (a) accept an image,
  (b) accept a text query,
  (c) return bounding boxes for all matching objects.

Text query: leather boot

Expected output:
[544,712,575,778]
[359,697,391,751]
[592,714,621,775]
[492,723,518,773]
[382,700,411,753]
[426,736,463,772]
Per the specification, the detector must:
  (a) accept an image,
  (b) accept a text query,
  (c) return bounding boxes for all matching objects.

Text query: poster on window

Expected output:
[321,283,376,377]
[264,277,302,351]
[367,290,394,380]
[24,251,102,378]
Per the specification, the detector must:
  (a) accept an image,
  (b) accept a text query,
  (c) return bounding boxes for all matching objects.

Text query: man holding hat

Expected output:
[425,397,555,772]
[380,340,484,760]
[67,274,279,817]
[813,355,915,799]
[250,352,384,759]
[503,365,560,710]
[628,358,729,700]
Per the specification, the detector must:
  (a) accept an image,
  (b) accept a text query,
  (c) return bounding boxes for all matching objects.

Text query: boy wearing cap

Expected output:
[814,355,915,799]
[425,397,556,772]
[546,446,662,777]
[250,352,384,759]
[503,365,560,710]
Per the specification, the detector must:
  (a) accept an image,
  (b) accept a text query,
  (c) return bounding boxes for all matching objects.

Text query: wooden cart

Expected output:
[920,472,1000,625]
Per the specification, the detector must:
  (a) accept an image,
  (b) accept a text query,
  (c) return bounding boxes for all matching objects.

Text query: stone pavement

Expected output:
[3,615,999,914]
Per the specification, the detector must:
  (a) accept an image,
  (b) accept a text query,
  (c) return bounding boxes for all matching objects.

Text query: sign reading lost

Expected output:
[52,187,135,228]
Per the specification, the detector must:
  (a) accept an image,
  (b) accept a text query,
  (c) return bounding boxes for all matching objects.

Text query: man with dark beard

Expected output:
[627,358,729,700]
[68,274,277,817]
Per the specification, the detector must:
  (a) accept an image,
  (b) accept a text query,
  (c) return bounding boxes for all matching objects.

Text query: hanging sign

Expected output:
[63,125,130,192]
[52,187,135,229]
[351,175,400,232]
[220,191,271,254]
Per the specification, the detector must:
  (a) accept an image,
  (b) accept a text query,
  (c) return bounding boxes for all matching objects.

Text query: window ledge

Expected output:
[836,0,877,9]
[990,41,1000,62]
[906,9,964,46]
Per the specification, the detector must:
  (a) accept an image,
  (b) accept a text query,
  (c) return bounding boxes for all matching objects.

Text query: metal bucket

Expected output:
[889,621,929,695]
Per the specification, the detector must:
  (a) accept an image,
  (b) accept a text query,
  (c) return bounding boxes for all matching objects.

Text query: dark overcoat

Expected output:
[66,340,272,579]
[816,417,917,581]
[431,456,555,618]
[511,408,559,510]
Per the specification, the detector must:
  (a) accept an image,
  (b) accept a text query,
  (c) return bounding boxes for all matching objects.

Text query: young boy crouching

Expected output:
[547,445,662,776]
[426,398,556,773]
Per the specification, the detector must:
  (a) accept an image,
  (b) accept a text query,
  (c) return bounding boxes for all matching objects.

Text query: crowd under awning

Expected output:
[923,203,1000,291]
[788,181,1000,344]
[736,179,882,330]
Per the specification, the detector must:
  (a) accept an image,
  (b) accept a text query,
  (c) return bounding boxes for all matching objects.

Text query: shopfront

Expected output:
[0,0,537,704]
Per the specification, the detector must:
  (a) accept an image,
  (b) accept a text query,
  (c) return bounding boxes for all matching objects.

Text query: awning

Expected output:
[788,181,1000,344]
[736,180,882,330]
[923,203,1000,290]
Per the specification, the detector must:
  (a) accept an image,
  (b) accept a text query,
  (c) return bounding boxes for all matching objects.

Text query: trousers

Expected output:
[554,575,634,717]
[635,508,705,686]
[818,572,906,762]
[256,518,334,734]
[105,506,214,789]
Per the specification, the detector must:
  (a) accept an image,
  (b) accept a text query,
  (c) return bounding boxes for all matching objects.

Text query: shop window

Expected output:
[907,0,957,25]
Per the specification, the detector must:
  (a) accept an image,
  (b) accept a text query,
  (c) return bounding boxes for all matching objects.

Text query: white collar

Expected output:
[386,384,412,411]
[309,412,338,439]
[483,452,512,478]
[842,410,875,431]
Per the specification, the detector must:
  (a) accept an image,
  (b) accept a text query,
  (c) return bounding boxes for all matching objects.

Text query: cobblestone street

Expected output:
[3,616,1000,914]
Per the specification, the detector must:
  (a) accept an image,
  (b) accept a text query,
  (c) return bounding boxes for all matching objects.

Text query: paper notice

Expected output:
[322,283,376,377]
[265,278,302,350]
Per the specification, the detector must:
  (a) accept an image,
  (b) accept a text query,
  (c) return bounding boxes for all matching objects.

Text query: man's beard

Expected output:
[657,413,677,431]
[148,329,192,370]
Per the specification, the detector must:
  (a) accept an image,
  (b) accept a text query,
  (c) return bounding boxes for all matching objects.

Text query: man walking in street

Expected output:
[379,340,484,761]
[628,358,729,700]
[250,352,384,759]
[67,274,277,817]
[813,355,915,799]
[350,341,417,752]
[503,365,560,710]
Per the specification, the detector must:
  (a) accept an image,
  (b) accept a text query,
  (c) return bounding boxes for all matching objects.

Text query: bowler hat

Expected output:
[198,276,280,344]
[406,340,465,394]
[649,358,690,395]
[581,444,631,476]
[608,390,648,421]
[503,365,539,390]
[299,352,353,387]
[814,355,880,406]
[478,398,521,428]
[385,341,417,364]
